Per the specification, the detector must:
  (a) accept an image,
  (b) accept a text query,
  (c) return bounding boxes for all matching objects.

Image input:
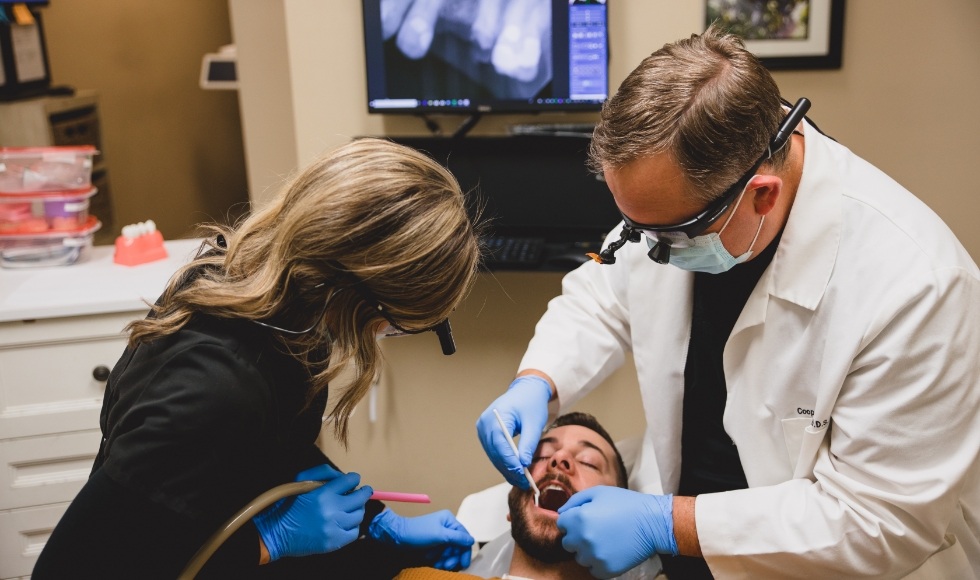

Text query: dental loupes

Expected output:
[493,408,541,506]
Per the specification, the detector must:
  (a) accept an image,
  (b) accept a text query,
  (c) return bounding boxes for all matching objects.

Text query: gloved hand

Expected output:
[475,375,552,488]
[556,486,677,579]
[368,509,475,570]
[252,464,372,562]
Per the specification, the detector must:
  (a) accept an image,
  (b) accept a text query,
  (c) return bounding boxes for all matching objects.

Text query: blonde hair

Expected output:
[128,138,482,444]
[589,24,789,203]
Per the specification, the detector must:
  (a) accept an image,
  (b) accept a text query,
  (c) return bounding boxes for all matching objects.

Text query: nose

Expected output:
[549,448,574,474]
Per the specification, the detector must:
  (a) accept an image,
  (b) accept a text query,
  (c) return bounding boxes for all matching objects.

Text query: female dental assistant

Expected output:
[33,138,481,579]
[477,26,979,580]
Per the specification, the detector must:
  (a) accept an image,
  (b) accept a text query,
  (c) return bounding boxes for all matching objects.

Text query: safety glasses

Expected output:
[621,160,761,240]
[593,97,811,265]
[254,274,457,356]
[340,267,457,356]
[378,316,456,356]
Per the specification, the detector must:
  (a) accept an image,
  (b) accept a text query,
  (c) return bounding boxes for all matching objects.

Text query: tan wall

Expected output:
[230,0,980,517]
[40,0,250,241]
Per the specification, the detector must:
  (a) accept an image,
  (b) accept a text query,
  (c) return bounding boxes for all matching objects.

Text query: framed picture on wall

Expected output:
[706,0,845,70]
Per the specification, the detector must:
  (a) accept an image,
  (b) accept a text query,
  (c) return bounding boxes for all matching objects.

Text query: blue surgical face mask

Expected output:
[644,190,765,274]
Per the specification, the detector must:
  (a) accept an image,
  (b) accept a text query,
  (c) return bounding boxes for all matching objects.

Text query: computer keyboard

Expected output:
[486,236,545,267]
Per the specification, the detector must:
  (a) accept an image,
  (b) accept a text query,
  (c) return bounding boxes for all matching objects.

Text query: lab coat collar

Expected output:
[767,119,842,312]
[728,119,841,338]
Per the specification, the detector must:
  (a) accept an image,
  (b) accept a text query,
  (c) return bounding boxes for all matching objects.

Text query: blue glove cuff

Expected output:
[253,511,285,562]
[367,509,399,544]
[652,494,679,556]
[509,375,553,403]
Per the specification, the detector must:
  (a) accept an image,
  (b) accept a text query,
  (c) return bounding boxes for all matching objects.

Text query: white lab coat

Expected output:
[519,121,980,578]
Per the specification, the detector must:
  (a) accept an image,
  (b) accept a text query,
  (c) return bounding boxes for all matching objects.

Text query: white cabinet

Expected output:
[0,239,200,579]
[0,312,144,579]
[0,313,137,439]
[0,503,71,580]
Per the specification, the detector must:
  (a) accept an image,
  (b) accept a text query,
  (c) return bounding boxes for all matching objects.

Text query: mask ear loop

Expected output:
[718,185,749,234]
[743,108,800,257]
[746,215,765,255]
[718,177,766,258]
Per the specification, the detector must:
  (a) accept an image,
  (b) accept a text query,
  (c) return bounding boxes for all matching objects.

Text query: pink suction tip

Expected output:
[370,491,431,503]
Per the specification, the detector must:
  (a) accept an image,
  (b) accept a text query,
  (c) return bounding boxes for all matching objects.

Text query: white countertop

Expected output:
[0,238,203,323]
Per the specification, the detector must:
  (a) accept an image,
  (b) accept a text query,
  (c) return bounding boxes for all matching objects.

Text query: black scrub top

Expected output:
[662,231,782,580]
[33,311,425,579]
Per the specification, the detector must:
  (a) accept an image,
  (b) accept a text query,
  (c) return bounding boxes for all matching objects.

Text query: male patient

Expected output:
[396,412,657,579]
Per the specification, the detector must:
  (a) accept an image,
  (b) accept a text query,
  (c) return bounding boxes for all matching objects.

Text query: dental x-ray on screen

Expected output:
[362,0,609,114]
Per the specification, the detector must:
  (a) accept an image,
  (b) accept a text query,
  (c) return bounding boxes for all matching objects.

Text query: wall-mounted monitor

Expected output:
[362,0,609,115]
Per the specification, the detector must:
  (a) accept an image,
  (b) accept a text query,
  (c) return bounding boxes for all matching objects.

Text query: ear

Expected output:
[747,175,782,216]
[506,512,512,523]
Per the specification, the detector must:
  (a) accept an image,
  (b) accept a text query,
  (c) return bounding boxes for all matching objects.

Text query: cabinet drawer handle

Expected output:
[92,365,111,382]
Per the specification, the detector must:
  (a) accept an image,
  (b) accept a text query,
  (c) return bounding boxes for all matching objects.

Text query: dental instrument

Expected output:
[178,481,431,579]
[370,490,430,503]
[493,408,540,506]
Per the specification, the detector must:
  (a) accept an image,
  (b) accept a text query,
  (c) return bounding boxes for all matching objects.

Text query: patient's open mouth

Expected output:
[538,484,571,512]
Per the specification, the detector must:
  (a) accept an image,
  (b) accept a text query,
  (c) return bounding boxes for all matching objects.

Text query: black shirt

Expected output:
[33,312,424,579]
[663,231,781,580]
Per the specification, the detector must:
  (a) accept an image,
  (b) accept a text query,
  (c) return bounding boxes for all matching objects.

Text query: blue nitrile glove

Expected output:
[368,509,475,570]
[556,486,677,579]
[475,375,552,488]
[252,464,373,562]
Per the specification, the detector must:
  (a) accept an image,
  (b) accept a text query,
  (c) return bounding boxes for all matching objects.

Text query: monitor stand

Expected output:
[452,113,483,139]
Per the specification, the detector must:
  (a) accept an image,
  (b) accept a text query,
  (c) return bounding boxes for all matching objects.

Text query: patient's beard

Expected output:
[507,476,576,564]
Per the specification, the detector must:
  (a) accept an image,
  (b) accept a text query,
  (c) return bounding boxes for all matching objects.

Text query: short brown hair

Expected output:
[549,412,628,488]
[589,24,789,204]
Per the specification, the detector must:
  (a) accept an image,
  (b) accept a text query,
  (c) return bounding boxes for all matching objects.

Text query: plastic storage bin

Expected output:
[0,146,97,194]
[0,188,96,234]
[0,216,101,268]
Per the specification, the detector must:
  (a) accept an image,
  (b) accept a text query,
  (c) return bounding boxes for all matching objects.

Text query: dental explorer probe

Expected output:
[493,408,541,506]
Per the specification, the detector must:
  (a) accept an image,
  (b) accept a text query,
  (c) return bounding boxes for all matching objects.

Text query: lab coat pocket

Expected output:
[780,417,810,474]
[787,420,830,480]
